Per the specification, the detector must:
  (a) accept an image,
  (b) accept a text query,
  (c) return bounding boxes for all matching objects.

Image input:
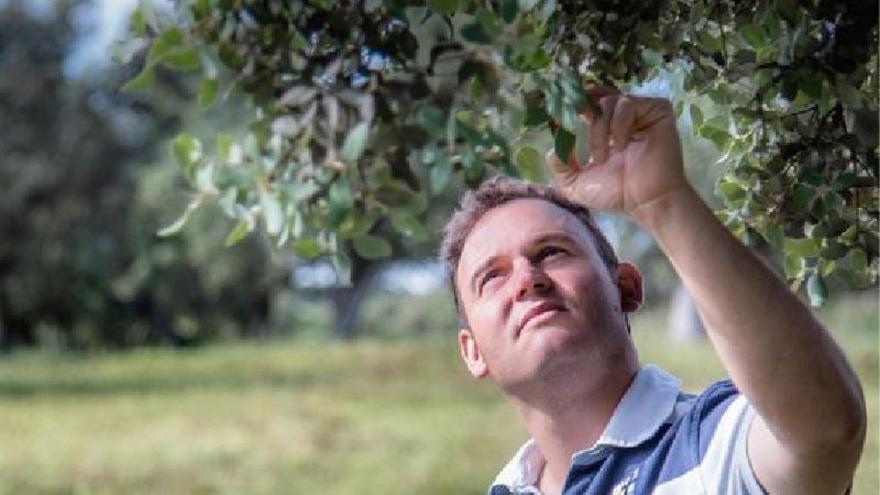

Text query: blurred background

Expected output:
[0,1,876,493]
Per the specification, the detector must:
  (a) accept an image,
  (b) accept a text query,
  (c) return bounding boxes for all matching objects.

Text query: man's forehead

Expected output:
[457,198,592,273]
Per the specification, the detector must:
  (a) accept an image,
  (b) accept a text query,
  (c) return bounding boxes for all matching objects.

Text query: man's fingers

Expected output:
[590,96,616,164]
[610,96,636,152]
[546,149,579,185]
[578,86,618,123]
[584,85,618,105]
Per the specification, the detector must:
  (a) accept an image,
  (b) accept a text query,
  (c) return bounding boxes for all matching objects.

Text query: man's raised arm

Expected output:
[547,89,866,495]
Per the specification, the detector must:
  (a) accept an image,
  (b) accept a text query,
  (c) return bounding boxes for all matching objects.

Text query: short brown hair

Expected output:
[440,176,618,321]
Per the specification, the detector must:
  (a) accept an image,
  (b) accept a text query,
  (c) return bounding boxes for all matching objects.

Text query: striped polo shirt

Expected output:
[489,365,768,495]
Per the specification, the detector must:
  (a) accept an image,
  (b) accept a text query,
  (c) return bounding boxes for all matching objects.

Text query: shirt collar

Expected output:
[490,365,681,491]
[490,439,545,493]
[588,364,681,450]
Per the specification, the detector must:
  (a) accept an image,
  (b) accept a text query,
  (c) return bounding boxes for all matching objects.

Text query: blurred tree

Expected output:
[127,0,877,311]
[0,0,277,350]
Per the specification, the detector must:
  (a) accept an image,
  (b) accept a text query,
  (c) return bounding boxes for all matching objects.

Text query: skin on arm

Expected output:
[546,90,866,495]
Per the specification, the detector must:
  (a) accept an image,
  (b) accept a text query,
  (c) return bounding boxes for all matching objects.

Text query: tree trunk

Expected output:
[331,254,381,340]
[0,294,6,352]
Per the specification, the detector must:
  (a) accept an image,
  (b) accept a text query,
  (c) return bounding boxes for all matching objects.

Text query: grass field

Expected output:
[0,294,875,494]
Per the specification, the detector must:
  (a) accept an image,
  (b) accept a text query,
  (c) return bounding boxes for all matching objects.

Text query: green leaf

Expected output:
[194,162,215,193]
[515,146,543,181]
[147,30,179,64]
[332,250,352,286]
[173,133,202,176]
[460,22,492,44]
[554,128,575,163]
[430,153,452,195]
[218,41,241,69]
[130,7,147,36]
[538,0,556,20]
[217,133,232,161]
[158,27,183,48]
[428,0,458,14]
[689,104,704,128]
[376,180,428,214]
[764,225,784,252]
[561,105,581,133]
[840,224,859,242]
[785,237,820,258]
[559,70,588,109]
[418,105,446,136]
[849,248,868,272]
[796,69,823,99]
[701,114,728,131]
[352,234,392,259]
[390,211,429,241]
[698,115,731,149]
[717,180,746,203]
[806,272,827,307]
[198,78,218,108]
[505,43,551,71]
[642,48,663,67]
[791,184,816,212]
[192,0,211,18]
[500,0,518,23]
[740,23,766,49]
[819,258,837,278]
[545,83,563,121]
[832,172,859,191]
[340,122,370,163]
[290,181,321,203]
[340,209,380,239]
[699,126,730,150]
[328,178,354,228]
[224,220,250,247]
[157,196,202,237]
[784,253,805,279]
[698,31,722,53]
[523,91,550,126]
[162,46,201,71]
[292,238,323,259]
[476,10,502,40]
[120,66,154,93]
[259,190,284,236]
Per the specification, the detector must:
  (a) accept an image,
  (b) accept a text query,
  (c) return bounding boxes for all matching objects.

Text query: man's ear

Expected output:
[615,262,643,313]
[458,328,488,379]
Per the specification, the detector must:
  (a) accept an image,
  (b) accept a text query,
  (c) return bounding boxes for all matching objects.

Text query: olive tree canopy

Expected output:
[122,0,878,305]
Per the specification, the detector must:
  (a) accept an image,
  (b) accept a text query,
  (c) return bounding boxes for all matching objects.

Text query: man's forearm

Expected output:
[634,185,865,452]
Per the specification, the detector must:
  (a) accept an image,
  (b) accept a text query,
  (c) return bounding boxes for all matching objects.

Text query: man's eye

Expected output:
[539,246,566,259]
[480,270,500,290]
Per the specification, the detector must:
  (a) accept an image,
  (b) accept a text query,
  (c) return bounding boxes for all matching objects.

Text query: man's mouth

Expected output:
[518,301,567,335]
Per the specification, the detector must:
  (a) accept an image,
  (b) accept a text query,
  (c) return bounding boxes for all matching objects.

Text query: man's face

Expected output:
[455,198,638,394]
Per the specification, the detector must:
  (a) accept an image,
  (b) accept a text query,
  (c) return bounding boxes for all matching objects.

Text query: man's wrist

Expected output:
[631,184,703,236]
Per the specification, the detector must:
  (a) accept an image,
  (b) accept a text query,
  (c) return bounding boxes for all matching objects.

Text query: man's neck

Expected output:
[514,364,639,494]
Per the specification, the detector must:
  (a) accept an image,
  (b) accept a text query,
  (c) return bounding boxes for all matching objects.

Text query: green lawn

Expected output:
[0,294,875,494]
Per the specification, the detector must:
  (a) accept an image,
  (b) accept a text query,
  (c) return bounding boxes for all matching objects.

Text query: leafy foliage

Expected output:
[0,1,277,349]
[125,0,877,302]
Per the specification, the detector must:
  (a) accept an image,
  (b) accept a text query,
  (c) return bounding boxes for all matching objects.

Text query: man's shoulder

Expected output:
[649,379,765,494]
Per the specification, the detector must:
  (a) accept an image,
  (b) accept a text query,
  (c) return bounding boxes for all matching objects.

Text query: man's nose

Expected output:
[513,259,553,300]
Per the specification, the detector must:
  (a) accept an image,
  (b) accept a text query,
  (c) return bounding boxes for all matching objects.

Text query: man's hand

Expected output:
[547,88,690,226]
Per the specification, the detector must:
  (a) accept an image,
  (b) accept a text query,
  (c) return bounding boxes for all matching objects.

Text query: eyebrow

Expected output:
[469,255,500,295]
[467,232,579,295]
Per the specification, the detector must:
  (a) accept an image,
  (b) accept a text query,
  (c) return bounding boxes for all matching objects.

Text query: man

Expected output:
[439,89,866,494]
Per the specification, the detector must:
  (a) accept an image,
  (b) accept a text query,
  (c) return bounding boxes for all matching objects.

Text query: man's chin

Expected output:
[522,325,590,363]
